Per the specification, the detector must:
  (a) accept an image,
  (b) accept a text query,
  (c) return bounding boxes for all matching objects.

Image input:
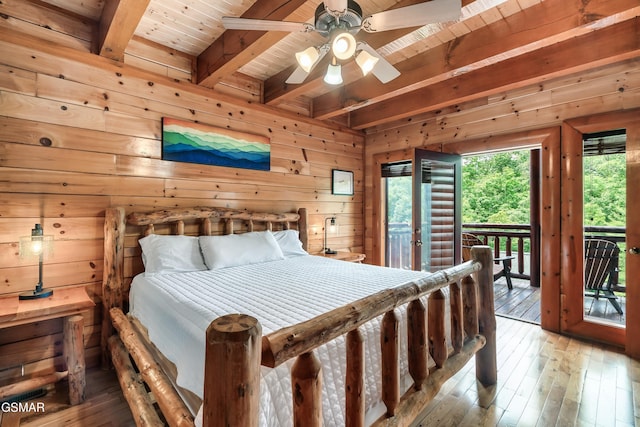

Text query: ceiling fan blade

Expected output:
[358,43,400,83]
[285,46,330,84]
[361,0,461,32]
[222,17,314,33]
[323,0,349,17]
[285,67,312,85]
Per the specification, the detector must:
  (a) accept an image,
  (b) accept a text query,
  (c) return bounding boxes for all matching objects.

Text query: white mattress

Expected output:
[129,255,448,426]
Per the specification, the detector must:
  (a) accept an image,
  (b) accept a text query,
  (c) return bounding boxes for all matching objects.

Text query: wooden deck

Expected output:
[493,277,626,326]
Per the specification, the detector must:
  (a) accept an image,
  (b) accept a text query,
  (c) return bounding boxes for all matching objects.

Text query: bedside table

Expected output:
[0,286,95,405]
[317,251,366,263]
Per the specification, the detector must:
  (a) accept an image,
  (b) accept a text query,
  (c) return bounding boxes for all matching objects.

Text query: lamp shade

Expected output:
[295,46,320,73]
[19,224,53,259]
[355,50,379,75]
[19,223,54,300]
[331,32,357,60]
[324,58,343,85]
[324,217,337,254]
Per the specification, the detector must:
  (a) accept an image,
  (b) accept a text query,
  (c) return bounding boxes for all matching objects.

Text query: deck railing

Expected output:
[462,224,531,280]
[387,224,626,288]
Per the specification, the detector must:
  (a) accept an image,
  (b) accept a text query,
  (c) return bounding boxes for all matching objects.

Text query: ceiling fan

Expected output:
[222,0,461,85]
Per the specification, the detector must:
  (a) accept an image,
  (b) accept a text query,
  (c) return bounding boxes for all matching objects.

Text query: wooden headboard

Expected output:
[101,206,308,362]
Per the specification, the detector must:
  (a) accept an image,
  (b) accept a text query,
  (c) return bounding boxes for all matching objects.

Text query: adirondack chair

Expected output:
[584,238,624,315]
[462,233,514,290]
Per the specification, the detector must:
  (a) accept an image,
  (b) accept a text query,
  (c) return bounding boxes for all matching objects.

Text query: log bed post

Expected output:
[407,300,428,390]
[381,310,400,416]
[428,289,447,369]
[297,208,308,250]
[462,274,478,339]
[204,314,262,427]
[449,280,463,354]
[345,329,365,427]
[473,246,497,386]
[291,351,323,427]
[101,207,125,367]
[64,315,86,405]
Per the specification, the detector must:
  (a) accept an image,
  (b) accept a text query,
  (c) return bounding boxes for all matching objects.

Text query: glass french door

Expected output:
[383,149,461,272]
[561,112,640,355]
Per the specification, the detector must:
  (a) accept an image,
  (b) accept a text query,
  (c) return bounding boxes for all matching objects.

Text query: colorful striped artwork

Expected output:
[161,117,270,171]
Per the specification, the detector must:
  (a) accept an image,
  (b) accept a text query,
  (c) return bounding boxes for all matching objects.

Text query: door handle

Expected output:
[630,247,640,255]
[414,240,423,247]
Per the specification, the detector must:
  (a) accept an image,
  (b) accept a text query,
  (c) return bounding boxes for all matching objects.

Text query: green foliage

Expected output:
[385,150,627,283]
[386,176,412,224]
[462,151,531,224]
[462,151,626,226]
[583,154,626,226]
[386,150,627,228]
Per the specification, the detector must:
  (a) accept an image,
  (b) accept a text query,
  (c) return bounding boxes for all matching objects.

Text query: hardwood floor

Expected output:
[0,368,135,427]
[415,316,639,427]
[3,316,639,426]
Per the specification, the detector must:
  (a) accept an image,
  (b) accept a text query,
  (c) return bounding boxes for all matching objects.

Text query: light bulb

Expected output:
[331,32,356,60]
[31,239,43,255]
[355,50,379,76]
[295,47,319,73]
[324,60,343,85]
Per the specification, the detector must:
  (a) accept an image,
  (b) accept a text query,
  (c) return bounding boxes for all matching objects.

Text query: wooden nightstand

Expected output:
[0,286,95,405]
[317,251,366,263]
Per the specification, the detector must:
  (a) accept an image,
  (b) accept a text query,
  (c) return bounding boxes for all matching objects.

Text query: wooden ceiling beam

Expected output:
[98,0,150,62]
[349,17,640,129]
[197,0,310,88]
[313,0,640,121]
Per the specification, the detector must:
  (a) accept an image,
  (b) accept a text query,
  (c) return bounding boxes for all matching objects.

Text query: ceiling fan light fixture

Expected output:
[295,46,320,73]
[331,32,357,60]
[355,50,379,76]
[324,57,343,85]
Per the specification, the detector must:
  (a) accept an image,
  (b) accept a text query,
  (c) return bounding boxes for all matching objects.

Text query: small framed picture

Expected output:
[332,169,354,195]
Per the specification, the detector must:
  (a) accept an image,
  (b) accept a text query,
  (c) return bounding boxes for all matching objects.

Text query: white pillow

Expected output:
[139,234,207,275]
[272,229,308,257]
[199,231,285,270]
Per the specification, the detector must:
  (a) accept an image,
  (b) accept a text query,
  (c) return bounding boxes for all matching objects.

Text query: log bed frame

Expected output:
[101,206,497,427]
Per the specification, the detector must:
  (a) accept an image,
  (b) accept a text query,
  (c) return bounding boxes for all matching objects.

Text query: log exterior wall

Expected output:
[0,32,364,384]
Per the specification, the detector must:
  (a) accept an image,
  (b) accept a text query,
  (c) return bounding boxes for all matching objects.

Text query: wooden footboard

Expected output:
[202,246,495,427]
[102,206,496,427]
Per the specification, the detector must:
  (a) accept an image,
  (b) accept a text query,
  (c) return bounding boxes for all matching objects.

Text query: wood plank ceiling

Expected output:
[2,0,639,131]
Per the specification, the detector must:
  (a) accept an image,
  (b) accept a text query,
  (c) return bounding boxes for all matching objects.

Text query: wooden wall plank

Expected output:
[0,117,158,158]
[0,194,109,218]
[0,169,166,196]
[0,142,117,174]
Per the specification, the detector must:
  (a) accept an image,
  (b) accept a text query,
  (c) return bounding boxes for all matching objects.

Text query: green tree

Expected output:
[385,150,626,228]
[462,151,530,224]
[583,154,626,226]
[386,176,412,224]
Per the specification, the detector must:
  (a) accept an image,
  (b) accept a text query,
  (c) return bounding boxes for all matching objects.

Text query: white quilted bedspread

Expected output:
[129,255,447,426]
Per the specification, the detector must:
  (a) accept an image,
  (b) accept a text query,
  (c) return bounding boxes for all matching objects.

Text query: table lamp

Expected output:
[19,224,54,300]
[324,216,337,254]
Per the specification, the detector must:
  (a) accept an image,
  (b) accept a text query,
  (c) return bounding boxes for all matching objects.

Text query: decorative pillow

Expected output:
[272,229,308,257]
[138,234,207,275]
[199,231,285,270]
